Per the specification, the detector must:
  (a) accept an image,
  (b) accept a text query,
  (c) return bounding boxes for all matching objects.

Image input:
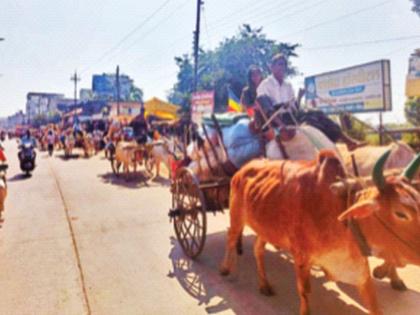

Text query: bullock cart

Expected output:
[168,115,237,259]
[110,141,157,176]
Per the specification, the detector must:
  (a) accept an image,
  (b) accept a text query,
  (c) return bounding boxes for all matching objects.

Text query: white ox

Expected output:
[338,141,415,177]
[187,124,338,181]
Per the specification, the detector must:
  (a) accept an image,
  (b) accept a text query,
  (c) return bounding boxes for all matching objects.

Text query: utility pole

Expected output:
[193,0,203,92]
[116,65,120,116]
[70,71,81,123]
[70,71,81,108]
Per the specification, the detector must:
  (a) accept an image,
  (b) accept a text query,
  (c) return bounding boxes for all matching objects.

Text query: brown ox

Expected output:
[338,141,417,291]
[114,141,139,178]
[220,150,420,315]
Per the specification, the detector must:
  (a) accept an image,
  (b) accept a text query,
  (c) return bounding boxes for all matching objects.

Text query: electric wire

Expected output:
[80,0,173,74]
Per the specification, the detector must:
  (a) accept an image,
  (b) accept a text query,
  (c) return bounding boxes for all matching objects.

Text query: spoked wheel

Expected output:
[171,167,207,259]
[111,158,121,175]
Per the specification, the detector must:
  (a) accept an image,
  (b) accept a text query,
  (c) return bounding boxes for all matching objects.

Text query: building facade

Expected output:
[108,102,142,117]
[92,73,134,101]
[26,92,65,122]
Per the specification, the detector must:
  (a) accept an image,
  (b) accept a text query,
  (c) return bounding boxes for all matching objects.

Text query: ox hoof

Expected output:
[373,266,387,280]
[260,285,275,296]
[219,266,231,276]
[391,279,407,291]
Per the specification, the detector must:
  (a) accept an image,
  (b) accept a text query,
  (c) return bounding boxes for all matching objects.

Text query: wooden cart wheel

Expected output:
[111,158,121,175]
[172,167,207,259]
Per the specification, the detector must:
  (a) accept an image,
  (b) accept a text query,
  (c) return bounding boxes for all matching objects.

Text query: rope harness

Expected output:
[342,177,420,258]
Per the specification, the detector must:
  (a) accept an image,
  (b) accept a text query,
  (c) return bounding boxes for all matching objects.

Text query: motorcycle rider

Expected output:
[20,130,36,147]
[19,130,36,160]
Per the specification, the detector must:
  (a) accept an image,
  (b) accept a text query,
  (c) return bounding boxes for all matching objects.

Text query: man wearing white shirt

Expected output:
[256,53,363,150]
[256,53,303,129]
[257,57,296,111]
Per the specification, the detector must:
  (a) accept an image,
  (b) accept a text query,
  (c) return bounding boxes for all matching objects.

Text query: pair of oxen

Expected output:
[62,129,95,158]
[188,125,420,315]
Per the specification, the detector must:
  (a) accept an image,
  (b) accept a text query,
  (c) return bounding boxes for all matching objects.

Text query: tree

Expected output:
[412,0,420,16]
[129,86,143,102]
[168,24,299,112]
[405,97,420,126]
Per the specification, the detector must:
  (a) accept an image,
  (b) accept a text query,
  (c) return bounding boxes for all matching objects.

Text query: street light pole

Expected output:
[116,65,120,116]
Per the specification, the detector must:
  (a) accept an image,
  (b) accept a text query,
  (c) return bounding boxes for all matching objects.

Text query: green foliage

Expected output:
[339,113,370,141]
[365,134,381,145]
[412,0,420,16]
[129,86,143,102]
[405,97,420,125]
[402,132,420,150]
[168,24,300,111]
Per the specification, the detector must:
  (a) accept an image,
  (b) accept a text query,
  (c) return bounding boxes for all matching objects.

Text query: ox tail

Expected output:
[221,174,246,275]
[230,174,245,255]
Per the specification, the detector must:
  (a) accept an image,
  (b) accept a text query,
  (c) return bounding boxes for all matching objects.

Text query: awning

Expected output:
[144,97,180,120]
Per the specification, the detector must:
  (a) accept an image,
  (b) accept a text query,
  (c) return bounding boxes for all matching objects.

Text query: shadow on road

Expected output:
[98,172,153,189]
[167,232,420,315]
[8,173,31,181]
[56,153,80,160]
[149,175,171,186]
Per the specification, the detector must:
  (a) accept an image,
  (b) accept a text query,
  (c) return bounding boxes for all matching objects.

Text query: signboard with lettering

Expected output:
[191,91,215,124]
[305,60,392,114]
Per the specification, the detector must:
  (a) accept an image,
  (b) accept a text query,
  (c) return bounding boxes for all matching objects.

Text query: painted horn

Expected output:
[372,149,391,191]
[402,153,420,181]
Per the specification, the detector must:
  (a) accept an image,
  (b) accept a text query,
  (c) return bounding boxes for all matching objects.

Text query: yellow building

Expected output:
[406,49,420,97]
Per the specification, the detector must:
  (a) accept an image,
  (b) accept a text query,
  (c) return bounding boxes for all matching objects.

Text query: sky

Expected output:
[1,0,419,125]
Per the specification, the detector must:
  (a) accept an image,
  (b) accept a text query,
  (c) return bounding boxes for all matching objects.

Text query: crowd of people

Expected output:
[0,53,369,177]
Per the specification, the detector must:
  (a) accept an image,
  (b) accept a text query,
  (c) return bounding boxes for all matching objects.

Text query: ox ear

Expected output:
[338,200,380,222]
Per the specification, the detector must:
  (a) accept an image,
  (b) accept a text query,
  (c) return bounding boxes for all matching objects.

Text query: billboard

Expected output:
[191,91,215,125]
[406,50,420,97]
[305,60,392,114]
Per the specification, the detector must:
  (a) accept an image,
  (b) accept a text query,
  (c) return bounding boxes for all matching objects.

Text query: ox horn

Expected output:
[372,149,391,191]
[402,153,420,181]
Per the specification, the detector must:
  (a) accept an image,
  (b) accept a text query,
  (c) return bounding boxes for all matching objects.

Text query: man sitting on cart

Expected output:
[256,53,364,151]
[72,116,84,147]
[130,106,149,162]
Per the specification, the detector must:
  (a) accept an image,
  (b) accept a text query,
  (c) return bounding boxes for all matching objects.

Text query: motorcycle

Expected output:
[18,140,36,175]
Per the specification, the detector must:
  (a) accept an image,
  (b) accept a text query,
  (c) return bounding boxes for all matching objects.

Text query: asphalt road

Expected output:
[0,139,419,315]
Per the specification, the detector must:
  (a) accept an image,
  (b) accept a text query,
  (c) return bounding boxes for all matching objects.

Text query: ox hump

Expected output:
[317,149,345,184]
